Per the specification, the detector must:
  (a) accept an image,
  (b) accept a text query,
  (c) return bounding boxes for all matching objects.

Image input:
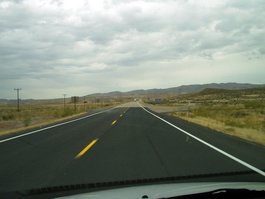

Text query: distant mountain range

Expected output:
[85,83,265,98]
[1,83,265,104]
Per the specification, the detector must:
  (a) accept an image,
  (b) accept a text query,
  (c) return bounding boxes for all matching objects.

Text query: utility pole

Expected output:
[63,94,67,110]
[84,96,87,111]
[14,88,22,112]
[71,96,79,112]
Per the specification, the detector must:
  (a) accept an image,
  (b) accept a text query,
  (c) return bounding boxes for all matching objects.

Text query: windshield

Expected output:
[0,0,265,197]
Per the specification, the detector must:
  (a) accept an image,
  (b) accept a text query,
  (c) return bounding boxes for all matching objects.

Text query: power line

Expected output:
[14,88,22,112]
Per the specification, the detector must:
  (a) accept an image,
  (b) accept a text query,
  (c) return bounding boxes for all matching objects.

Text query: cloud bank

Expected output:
[1,0,265,98]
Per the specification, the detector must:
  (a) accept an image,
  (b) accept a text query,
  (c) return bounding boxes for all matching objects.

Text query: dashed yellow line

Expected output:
[75,139,98,159]
[111,120,117,125]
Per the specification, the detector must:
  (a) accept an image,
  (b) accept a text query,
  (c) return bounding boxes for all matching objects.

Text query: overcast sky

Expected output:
[1,0,265,99]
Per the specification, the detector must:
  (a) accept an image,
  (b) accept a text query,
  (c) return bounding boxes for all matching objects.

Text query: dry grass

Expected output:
[0,112,86,137]
[172,113,265,146]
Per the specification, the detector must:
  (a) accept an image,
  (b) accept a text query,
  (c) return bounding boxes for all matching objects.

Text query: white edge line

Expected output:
[0,106,117,144]
[138,102,265,177]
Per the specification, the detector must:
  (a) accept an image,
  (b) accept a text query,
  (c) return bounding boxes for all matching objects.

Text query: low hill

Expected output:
[84,82,265,99]
[1,83,264,104]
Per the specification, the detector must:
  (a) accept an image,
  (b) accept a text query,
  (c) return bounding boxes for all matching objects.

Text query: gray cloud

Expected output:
[1,0,265,99]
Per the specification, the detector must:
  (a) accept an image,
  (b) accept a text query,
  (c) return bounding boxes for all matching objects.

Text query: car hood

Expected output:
[56,182,265,199]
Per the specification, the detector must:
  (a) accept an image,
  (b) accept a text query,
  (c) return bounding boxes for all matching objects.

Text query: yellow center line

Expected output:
[111,120,117,125]
[75,139,98,159]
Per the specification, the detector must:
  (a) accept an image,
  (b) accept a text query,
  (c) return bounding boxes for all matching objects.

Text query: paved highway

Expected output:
[0,102,265,193]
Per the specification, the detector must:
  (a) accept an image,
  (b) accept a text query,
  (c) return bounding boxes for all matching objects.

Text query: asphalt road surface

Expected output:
[0,102,265,193]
